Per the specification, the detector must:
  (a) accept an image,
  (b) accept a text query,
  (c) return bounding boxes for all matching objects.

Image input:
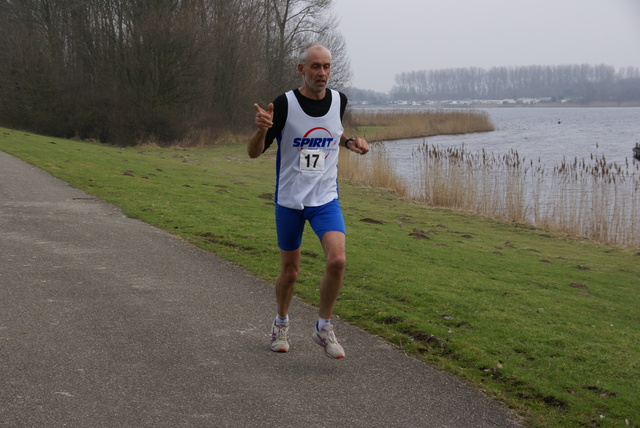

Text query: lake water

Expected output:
[363,107,639,246]
[380,107,640,185]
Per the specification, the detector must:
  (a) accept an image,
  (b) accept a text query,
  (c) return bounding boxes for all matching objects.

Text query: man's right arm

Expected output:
[248,128,267,159]
[248,103,274,159]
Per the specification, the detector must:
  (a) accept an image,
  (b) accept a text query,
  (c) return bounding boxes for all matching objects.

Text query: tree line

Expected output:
[389,64,640,103]
[0,0,348,146]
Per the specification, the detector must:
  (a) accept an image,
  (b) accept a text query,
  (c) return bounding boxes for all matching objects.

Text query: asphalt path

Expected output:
[0,150,522,427]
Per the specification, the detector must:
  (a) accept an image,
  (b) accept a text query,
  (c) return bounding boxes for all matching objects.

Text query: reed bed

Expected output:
[339,148,407,196]
[535,154,640,247]
[341,144,640,248]
[344,109,494,142]
[412,145,533,223]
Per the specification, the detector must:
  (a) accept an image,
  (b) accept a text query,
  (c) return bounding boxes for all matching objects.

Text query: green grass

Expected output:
[1,127,639,427]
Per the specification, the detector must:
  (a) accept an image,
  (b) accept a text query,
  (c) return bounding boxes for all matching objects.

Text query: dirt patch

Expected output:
[360,217,385,224]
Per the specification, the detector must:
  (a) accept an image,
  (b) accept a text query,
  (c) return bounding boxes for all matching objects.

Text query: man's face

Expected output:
[298,46,331,95]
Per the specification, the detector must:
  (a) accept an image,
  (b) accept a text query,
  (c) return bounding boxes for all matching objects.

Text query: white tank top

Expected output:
[275,89,344,209]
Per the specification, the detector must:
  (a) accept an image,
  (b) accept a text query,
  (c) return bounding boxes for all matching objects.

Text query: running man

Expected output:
[248,43,369,358]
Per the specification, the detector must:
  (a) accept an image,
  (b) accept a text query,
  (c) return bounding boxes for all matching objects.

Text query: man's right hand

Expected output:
[248,103,274,158]
[254,103,274,131]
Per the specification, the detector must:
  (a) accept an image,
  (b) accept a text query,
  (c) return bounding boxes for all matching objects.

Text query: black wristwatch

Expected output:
[345,137,355,149]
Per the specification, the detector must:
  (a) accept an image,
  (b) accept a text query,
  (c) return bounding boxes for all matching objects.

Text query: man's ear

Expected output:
[297,63,305,75]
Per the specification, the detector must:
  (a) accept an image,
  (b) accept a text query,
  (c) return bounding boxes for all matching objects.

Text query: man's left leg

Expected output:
[318,231,346,319]
[312,231,347,358]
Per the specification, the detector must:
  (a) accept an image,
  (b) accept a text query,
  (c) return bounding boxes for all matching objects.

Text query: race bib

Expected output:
[299,149,325,173]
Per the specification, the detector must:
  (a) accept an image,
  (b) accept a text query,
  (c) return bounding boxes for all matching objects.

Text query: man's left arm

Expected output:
[338,92,369,155]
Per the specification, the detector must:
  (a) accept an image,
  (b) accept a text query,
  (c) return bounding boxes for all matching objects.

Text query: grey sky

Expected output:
[332,0,640,92]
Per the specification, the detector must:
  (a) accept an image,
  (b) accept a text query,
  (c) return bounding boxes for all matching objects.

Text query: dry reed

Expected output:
[339,148,408,196]
[535,154,640,247]
[344,109,494,142]
[341,143,640,248]
[412,145,534,223]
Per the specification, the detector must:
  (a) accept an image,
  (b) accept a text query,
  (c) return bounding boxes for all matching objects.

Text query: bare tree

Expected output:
[0,0,352,144]
[262,0,348,95]
[390,64,639,103]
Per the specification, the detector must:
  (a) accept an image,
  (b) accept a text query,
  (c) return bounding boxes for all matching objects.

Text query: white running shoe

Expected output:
[270,323,290,352]
[312,325,345,359]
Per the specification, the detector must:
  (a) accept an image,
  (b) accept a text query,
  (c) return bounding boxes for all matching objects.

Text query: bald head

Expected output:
[299,43,332,66]
[296,43,332,99]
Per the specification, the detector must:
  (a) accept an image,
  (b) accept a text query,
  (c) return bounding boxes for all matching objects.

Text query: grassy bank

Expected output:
[1,128,639,427]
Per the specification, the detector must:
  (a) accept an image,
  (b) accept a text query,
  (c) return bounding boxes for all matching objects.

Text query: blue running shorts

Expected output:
[275,199,346,251]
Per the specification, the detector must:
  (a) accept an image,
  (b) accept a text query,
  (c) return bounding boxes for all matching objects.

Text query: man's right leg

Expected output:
[271,204,304,352]
[276,248,300,318]
[270,249,300,352]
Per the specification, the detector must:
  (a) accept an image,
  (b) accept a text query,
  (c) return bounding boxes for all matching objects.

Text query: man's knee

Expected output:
[281,263,300,284]
[326,253,346,274]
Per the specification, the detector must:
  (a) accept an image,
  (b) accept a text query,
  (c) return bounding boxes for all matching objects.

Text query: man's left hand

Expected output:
[348,137,370,155]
